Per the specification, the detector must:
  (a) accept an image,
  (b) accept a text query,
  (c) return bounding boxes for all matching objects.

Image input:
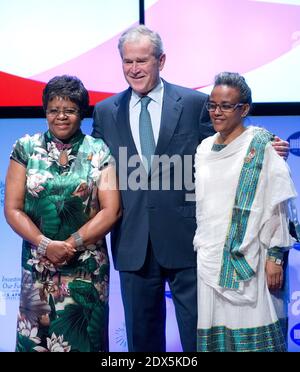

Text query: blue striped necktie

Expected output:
[139,96,156,173]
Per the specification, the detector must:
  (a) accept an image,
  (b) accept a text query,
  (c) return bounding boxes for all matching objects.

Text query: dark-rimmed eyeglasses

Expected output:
[46,108,80,117]
[206,102,244,113]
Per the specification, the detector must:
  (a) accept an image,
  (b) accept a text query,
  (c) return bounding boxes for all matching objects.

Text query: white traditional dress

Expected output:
[194,126,297,352]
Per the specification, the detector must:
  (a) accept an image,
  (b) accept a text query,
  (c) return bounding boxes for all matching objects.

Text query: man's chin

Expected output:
[131,86,146,95]
[127,79,146,93]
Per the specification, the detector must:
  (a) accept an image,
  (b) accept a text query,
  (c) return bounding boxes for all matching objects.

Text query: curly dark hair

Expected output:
[42,75,89,119]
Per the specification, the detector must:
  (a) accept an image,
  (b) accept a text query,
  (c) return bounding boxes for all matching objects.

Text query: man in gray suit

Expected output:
[92,25,288,352]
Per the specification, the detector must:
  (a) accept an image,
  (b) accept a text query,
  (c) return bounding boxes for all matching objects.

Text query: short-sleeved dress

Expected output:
[10,129,114,352]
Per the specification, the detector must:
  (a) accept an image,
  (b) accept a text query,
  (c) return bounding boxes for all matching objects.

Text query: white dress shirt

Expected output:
[129,80,164,158]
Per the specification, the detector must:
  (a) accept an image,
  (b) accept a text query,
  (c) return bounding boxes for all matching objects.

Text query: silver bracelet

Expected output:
[37,236,52,257]
[71,231,84,251]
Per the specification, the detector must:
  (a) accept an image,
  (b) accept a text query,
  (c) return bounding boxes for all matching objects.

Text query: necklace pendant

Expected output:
[59,150,69,166]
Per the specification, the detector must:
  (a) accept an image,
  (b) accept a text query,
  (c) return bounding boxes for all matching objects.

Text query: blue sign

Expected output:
[288,132,300,157]
[290,323,300,346]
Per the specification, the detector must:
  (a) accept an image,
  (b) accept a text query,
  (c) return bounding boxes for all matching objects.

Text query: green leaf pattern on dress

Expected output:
[11,130,114,352]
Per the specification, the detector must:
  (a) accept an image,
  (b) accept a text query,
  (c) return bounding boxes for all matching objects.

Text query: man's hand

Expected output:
[272,136,289,160]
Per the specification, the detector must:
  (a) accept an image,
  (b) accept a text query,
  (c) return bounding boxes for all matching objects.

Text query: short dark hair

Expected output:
[42,75,89,119]
[214,72,252,106]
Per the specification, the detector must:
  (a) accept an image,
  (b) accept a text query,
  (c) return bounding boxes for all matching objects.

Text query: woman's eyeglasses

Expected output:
[206,102,244,113]
[46,108,80,117]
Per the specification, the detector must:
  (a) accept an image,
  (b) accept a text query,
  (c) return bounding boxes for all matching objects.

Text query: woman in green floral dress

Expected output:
[4,75,121,352]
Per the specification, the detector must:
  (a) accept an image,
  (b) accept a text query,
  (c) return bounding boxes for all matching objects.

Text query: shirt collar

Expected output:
[131,79,164,108]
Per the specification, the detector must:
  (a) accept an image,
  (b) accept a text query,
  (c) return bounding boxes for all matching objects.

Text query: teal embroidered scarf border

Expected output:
[219,128,274,289]
[197,320,286,352]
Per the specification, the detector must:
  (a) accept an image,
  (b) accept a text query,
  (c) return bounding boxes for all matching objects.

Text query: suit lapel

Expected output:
[153,82,183,160]
[114,88,140,160]
[113,83,183,176]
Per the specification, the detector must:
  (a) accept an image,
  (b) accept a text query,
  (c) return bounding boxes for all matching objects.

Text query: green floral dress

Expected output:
[11,130,114,352]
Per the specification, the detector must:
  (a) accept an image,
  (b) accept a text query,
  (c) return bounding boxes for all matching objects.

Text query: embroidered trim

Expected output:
[197,320,286,352]
[219,128,274,289]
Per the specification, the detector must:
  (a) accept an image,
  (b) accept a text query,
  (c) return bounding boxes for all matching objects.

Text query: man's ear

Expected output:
[159,53,166,71]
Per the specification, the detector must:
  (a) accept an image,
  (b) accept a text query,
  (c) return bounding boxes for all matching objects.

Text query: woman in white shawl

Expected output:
[194,72,298,352]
